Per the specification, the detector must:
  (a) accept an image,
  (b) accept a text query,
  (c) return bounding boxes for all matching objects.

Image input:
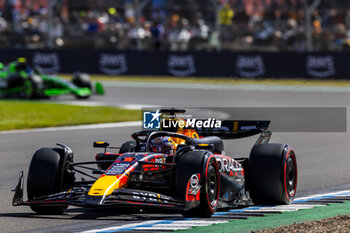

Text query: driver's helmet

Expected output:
[15,57,28,71]
[150,136,176,154]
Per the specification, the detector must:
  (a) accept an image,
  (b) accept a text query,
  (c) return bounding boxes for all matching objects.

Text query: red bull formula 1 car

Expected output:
[12,114,297,217]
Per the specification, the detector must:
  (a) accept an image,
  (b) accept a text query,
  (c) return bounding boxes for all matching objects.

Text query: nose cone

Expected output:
[88,175,127,196]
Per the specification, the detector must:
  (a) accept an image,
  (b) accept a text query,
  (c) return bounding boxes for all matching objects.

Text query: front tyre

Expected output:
[27,147,74,214]
[175,151,220,217]
[201,157,220,216]
[248,143,297,205]
[72,73,92,90]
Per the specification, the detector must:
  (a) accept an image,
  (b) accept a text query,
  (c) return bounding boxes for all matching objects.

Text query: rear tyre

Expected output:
[72,73,92,90]
[27,148,74,214]
[248,143,297,205]
[176,150,220,217]
[119,141,136,154]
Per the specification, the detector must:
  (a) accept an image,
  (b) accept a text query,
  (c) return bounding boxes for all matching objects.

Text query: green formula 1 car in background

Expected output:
[0,58,104,99]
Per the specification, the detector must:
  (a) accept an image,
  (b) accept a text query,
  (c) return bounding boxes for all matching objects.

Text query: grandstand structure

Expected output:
[0,0,349,51]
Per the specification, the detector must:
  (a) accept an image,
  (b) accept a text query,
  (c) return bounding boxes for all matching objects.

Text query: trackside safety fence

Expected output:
[1,49,349,79]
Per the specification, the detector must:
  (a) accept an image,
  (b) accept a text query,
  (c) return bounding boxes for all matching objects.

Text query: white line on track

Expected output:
[134,226,191,230]
[289,204,325,209]
[79,220,165,233]
[50,101,159,109]
[103,81,350,93]
[162,220,228,225]
[0,121,141,135]
[248,205,316,212]
[135,226,191,230]
[294,190,350,202]
[79,220,228,233]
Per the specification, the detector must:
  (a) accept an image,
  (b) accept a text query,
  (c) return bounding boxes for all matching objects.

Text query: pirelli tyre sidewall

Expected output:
[248,143,297,205]
[27,147,74,214]
[202,155,220,215]
[175,150,220,217]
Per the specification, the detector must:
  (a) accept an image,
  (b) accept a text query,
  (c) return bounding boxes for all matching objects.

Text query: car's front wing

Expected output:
[12,171,184,210]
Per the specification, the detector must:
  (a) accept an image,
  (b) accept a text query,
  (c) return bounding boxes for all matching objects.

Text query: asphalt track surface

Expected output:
[1,82,350,232]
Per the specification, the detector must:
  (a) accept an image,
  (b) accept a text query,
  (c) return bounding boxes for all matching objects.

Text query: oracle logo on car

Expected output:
[306,55,335,78]
[32,52,60,74]
[99,53,128,75]
[236,55,265,78]
[167,55,196,76]
[216,157,243,173]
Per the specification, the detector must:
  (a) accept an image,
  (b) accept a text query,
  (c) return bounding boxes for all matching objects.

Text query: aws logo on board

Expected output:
[306,55,335,78]
[99,53,128,75]
[167,55,196,76]
[235,55,265,78]
[32,52,60,74]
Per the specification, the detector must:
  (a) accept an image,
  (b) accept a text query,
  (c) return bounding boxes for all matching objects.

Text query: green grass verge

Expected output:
[176,202,350,233]
[0,100,140,131]
[62,74,350,87]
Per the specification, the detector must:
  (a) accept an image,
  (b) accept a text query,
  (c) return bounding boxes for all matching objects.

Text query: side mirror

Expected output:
[93,141,110,148]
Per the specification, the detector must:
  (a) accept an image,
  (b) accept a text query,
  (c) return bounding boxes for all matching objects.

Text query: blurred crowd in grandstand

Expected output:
[1,0,350,51]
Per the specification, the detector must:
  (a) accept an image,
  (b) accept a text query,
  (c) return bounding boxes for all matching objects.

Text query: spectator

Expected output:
[219,3,234,49]
[150,21,164,50]
[219,3,234,26]
[177,18,191,50]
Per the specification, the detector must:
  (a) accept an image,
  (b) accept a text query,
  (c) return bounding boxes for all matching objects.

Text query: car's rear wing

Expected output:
[197,120,271,143]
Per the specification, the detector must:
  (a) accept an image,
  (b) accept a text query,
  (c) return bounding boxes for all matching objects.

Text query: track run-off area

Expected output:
[1,80,350,232]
